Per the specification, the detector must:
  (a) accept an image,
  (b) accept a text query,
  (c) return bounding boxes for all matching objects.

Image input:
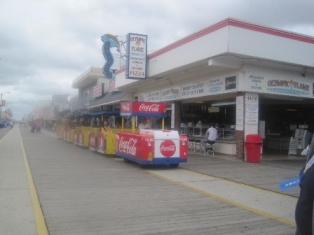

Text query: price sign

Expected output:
[245,93,258,125]
[246,94,258,102]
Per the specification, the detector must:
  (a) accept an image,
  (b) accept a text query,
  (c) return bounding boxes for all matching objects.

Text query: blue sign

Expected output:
[209,87,221,92]
[101,34,120,80]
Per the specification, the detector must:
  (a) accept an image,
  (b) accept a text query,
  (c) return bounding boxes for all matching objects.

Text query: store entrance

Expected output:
[260,96,314,156]
[181,102,235,140]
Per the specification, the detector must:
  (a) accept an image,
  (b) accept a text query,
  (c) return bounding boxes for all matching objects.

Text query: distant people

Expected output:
[31,119,40,133]
[196,120,202,128]
[201,123,217,151]
[138,117,150,130]
[100,120,112,136]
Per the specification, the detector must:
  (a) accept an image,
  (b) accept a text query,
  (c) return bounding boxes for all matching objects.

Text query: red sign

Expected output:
[89,133,96,150]
[97,134,105,153]
[1,100,5,107]
[120,102,133,113]
[120,102,166,116]
[133,102,166,113]
[116,132,154,161]
[117,135,140,157]
[73,131,78,144]
[160,140,176,157]
[78,132,83,146]
[93,84,103,98]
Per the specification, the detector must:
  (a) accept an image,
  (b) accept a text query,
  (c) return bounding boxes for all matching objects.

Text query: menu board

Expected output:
[236,95,244,131]
[245,93,259,125]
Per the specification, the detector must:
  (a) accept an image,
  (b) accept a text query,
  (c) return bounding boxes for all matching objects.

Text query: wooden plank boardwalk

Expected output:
[1,126,299,234]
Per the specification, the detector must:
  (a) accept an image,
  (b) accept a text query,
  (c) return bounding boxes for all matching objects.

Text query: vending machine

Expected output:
[294,128,312,150]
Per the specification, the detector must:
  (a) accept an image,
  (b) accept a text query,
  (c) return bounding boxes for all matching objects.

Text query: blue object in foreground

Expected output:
[279,176,301,191]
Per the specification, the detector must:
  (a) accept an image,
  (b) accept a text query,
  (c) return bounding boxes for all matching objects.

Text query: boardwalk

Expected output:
[0,125,302,234]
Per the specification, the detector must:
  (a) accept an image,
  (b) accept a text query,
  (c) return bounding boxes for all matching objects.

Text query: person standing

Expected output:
[201,123,217,151]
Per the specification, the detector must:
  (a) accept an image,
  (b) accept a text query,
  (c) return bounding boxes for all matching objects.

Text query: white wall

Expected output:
[228,26,314,68]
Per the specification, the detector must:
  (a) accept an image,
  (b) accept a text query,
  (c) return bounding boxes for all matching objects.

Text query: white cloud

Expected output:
[0,0,313,120]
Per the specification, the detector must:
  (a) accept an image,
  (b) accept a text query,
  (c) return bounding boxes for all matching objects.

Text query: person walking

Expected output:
[201,123,217,151]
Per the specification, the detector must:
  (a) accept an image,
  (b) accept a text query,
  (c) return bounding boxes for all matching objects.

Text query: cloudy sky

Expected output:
[1,0,314,120]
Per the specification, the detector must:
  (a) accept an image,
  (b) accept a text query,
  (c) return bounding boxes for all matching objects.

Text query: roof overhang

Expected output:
[72,67,105,89]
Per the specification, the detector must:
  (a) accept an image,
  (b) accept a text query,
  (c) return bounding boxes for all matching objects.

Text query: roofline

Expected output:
[115,18,314,75]
[72,67,103,87]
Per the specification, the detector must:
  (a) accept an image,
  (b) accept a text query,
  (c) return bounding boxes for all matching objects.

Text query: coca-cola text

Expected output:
[118,137,138,156]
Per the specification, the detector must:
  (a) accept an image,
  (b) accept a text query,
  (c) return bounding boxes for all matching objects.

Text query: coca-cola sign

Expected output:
[133,102,166,114]
[89,133,96,149]
[118,137,138,156]
[139,103,160,112]
[160,140,176,158]
[120,102,133,113]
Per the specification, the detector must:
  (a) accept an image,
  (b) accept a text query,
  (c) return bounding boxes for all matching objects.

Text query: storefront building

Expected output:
[109,18,314,160]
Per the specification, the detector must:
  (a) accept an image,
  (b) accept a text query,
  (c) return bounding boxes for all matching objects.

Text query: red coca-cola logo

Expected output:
[139,104,160,112]
[98,136,104,151]
[79,133,83,145]
[118,137,138,155]
[122,103,131,111]
[90,135,95,148]
[160,140,176,157]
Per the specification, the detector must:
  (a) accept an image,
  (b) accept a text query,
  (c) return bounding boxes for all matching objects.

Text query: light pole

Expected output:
[0,91,10,120]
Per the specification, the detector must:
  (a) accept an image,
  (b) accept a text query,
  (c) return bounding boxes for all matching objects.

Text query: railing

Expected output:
[180,127,235,139]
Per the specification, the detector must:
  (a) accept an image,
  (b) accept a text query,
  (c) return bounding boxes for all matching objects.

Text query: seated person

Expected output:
[195,120,202,127]
[100,120,112,136]
[201,123,218,151]
[138,117,150,130]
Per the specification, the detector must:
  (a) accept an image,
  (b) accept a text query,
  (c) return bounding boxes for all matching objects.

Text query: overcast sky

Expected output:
[0,0,314,120]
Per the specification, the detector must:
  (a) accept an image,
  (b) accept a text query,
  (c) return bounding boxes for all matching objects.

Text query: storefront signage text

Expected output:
[236,95,244,131]
[126,33,147,79]
[225,76,236,90]
[93,84,103,99]
[245,93,259,125]
[138,91,160,102]
[161,87,180,101]
[208,78,223,93]
[181,82,206,98]
[247,74,312,98]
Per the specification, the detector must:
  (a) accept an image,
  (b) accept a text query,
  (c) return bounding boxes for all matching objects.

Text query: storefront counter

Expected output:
[181,127,235,139]
[188,137,236,155]
[265,135,290,152]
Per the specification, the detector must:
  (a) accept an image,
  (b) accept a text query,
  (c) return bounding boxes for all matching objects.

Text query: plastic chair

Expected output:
[194,140,202,152]
[188,139,195,152]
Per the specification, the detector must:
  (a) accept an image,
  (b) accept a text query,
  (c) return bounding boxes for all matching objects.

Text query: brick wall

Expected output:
[236,130,244,160]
